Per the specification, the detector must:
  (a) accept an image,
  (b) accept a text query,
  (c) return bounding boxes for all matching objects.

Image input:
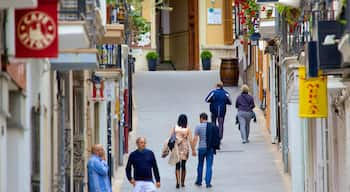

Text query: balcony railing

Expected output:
[59,0,86,21]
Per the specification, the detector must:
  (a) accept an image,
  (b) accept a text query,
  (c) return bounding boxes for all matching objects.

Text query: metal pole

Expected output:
[128,55,133,132]
[107,101,112,183]
[58,73,66,192]
[281,60,289,173]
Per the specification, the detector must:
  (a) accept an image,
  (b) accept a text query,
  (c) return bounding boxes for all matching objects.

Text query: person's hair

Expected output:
[177,114,188,128]
[136,137,146,144]
[241,84,249,93]
[216,82,223,88]
[199,112,208,120]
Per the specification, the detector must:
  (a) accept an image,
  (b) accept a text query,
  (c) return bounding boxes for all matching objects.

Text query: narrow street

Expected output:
[121,71,288,192]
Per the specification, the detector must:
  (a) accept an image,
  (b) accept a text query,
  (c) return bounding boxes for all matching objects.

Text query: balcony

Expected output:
[58,0,104,51]
[0,0,37,9]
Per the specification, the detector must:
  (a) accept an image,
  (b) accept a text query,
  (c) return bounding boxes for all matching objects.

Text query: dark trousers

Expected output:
[211,114,224,140]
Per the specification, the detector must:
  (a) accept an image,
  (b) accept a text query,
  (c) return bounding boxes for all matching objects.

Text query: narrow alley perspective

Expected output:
[2,0,350,192]
[119,71,288,192]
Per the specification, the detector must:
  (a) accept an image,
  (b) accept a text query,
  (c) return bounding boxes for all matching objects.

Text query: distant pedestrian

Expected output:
[126,137,161,192]
[192,113,220,188]
[205,82,232,141]
[87,144,111,192]
[169,114,195,188]
[235,84,255,144]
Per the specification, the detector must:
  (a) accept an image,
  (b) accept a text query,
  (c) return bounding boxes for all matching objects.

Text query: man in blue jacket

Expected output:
[205,82,232,141]
[87,144,111,192]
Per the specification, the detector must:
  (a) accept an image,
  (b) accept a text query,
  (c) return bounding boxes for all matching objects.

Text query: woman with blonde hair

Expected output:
[235,84,255,144]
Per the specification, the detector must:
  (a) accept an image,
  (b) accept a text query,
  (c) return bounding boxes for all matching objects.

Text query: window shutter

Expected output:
[224,0,233,45]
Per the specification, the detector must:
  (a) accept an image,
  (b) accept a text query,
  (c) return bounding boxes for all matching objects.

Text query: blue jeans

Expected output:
[196,148,214,186]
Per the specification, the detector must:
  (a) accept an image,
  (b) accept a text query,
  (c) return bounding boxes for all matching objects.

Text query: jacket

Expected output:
[205,88,232,117]
[235,92,255,112]
[205,122,220,154]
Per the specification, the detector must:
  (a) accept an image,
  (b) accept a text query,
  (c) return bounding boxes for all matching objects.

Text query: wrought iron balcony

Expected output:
[59,0,86,21]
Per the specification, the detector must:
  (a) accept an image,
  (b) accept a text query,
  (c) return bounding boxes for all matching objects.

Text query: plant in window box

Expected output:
[276,4,301,33]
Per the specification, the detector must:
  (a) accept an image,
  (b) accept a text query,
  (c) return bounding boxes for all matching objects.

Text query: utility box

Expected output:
[318,20,344,70]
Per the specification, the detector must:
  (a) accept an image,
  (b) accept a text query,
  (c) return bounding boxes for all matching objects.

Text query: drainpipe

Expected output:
[57,72,66,192]
[281,58,289,173]
[107,100,112,183]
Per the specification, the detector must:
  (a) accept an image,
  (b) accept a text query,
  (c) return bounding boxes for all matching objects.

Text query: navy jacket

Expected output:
[205,88,232,117]
[235,92,255,112]
[206,122,220,154]
[125,149,160,182]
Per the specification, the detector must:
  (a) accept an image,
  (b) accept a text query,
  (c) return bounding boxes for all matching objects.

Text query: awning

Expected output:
[50,52,98,71]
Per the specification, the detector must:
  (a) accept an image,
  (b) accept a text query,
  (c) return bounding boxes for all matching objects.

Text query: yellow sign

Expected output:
[299,67,328,118]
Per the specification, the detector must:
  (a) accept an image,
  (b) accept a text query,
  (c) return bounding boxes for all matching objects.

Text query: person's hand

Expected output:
[156,182,161,188]
[192,151,197,156]
[130,179,136,186]
[100,149,106,161]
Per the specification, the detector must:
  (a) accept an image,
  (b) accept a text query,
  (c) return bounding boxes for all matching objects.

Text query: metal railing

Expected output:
[59,0,86,21]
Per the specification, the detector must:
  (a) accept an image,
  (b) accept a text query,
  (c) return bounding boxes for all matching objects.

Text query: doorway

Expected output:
[156,0,199,70]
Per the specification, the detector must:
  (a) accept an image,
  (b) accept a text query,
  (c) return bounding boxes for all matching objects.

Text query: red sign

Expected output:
[15,1,58,58]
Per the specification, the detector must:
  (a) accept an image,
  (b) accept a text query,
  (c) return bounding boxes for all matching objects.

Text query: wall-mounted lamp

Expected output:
[211,0,215,5]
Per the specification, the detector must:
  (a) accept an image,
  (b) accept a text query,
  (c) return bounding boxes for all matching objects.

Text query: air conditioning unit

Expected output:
[318,20,345,70]
[338,33,350,68]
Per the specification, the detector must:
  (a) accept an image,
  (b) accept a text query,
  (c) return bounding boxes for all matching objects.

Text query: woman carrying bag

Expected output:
[169,114,194,189]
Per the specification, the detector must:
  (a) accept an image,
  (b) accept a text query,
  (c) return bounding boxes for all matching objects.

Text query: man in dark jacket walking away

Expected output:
[192,113,220,188]
[126,137,161,192]
[205,82,232,141]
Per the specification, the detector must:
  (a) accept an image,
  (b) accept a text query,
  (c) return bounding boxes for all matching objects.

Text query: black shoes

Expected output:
[194,182,202,187]
[206,184,213,188]
[176,184,179,189]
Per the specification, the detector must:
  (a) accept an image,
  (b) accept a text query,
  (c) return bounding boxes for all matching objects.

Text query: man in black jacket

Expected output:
[192,113,220,188]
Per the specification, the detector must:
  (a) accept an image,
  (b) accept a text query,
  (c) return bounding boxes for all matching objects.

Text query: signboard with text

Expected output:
[299,67,328,118]
[15,0,58,58]
[207,8,222,25]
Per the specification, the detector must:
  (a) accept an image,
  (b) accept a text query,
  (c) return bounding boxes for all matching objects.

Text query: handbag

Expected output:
[167,128,176,150]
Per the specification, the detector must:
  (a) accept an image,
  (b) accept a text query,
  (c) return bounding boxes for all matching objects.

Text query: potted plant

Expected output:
[201,50,212,70]
[146,51,159,71]
[276,4,301,33]
[266,9,273,19]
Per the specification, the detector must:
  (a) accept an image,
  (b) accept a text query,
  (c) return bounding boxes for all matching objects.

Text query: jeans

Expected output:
[196,148,214,186]
[211,114,224,140]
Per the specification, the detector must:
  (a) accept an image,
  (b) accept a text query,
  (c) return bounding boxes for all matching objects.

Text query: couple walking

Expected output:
[206,82,256,144]
[125,112,220,192]
[168,113,220,189]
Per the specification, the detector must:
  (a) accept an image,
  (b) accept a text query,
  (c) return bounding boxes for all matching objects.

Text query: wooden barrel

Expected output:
[220,58,239,86]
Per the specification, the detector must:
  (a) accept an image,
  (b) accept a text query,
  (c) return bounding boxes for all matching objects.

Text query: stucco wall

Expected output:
[206,0,224,45]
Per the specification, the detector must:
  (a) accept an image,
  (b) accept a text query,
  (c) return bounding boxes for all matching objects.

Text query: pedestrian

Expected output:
[192,112,220,188]
[169,114,195,188]
[205,82,232,141]
[87,144,111,192]
[235,84,255,144]
[126,137,161,192]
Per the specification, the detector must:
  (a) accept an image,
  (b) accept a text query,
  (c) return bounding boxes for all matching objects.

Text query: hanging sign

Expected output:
[299,66,328,118]
[15,0,58,58]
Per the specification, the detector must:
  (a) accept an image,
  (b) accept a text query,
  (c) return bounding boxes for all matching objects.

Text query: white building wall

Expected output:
[0,115,6,192]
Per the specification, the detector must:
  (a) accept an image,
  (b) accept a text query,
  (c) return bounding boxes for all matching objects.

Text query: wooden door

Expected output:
[188,0,199,70]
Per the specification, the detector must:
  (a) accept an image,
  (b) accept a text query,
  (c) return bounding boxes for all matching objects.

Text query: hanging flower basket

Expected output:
[235,0,260,35]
